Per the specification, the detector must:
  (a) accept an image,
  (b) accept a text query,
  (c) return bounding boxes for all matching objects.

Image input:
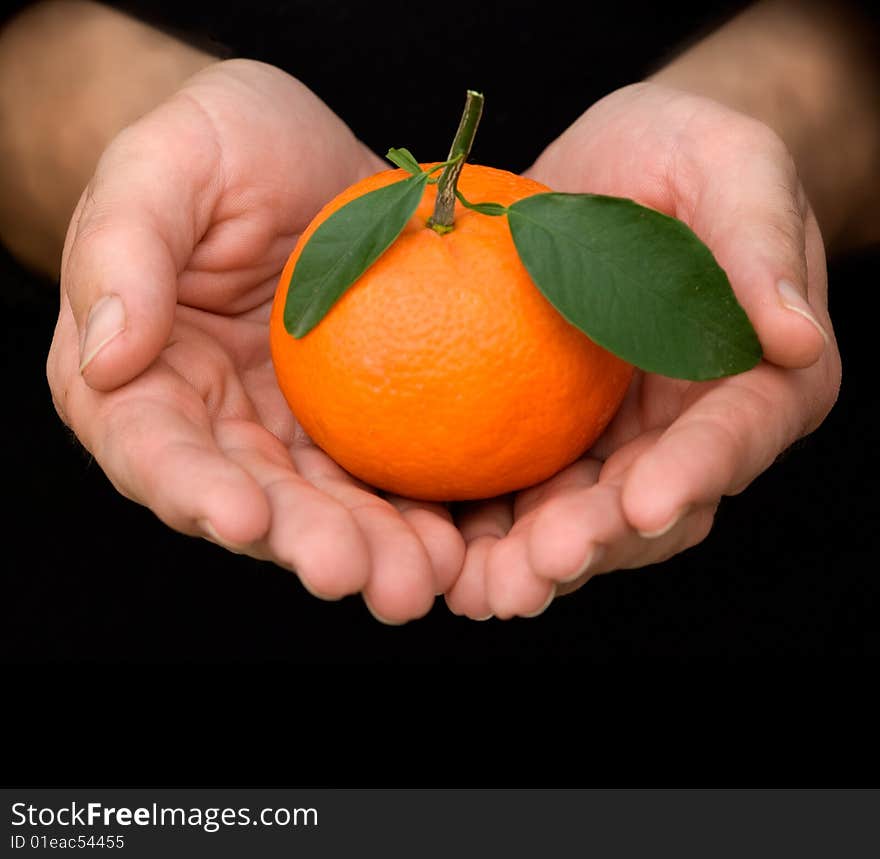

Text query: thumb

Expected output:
[64,205,179,391]
[61,110,217,391]
[683,136,830,370]
[530,100,831,370]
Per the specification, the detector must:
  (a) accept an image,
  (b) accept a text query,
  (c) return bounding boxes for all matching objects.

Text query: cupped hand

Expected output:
[48,59,465,623]
[445,82,842,620]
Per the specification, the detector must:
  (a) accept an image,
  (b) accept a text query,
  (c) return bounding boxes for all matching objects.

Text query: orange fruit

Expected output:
[270,163,633,501]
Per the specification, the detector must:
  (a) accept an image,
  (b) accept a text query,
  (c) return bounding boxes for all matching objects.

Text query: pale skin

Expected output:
[2,0,876,622]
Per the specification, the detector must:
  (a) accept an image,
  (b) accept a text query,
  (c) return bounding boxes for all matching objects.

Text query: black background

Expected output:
[2,0,878,666]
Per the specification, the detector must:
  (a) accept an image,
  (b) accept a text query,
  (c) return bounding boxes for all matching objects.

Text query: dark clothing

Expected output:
[112,0,748,170]
[3,0,879,665]
[5,0,750,169]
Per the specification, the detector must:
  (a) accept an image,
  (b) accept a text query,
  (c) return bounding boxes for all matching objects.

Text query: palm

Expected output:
[51,60,465,623]
[445,82,840,619]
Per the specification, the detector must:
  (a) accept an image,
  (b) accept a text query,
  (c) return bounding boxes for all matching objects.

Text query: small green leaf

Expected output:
[508,193,762,380]
[284,173,428,337]
[386,147,423,176]
[455,190,508,217]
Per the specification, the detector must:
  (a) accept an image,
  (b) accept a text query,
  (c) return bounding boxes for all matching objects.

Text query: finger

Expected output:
[62,100,221,391]
[472,458,602,615]
[527,459,717,592]
[292,445,436,624]
[66,371,270,547]
[675,120,828,369]
[50,293,270,546]
[485,525,556,620]
[444,536,494,620]
[386,495,466,595]
[512,457,602,520]
[526,477,623,584]
[470,492,559,619]
[620,364,817,535]
[358,506,437,625]
[444,497,514,620]
[214,419,370,599]
[555,503,718,596]
[524,434,660,582]
[455,497,515,543]
[602,503,717,573]
[530,97,829,369]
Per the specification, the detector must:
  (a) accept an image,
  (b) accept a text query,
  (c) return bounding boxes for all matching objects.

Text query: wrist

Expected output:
[650,0,880,251]
[0,1,216,273]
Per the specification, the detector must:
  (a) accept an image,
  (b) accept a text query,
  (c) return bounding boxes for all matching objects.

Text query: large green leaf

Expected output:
[284,173,429,337]
[508,193,762,380]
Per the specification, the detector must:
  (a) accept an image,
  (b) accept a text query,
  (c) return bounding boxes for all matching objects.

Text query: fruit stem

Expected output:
[428,90,484,232]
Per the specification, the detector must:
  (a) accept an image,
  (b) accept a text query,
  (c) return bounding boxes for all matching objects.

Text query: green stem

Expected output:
[428,90,484,232]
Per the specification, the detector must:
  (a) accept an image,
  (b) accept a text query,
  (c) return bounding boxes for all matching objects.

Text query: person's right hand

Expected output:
[47,59,465,623]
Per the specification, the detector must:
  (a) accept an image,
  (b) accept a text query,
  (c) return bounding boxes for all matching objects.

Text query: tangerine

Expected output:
[269,163,633,501]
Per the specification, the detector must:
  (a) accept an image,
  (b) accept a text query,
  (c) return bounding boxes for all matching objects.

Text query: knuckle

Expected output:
[688,505,717,548]
[673,504,718,558]
[725,114,795,173]
[46,343,72,428]
[60,187,91,275]
[669,109,803,234]
[766,207,808,273]
[801,350,843,437]
[48,385,70,428]
[750,120,792,164]
[67,202,120,260]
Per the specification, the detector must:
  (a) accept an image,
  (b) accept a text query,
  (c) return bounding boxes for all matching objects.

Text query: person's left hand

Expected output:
[444,82,842,620]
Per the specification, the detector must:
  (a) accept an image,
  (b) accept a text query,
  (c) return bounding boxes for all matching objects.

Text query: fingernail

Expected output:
[363,595,406,627]
[472,613,494,622]
[521,585,557,619]
[777,280,829,345]
[638,506,690,539]
[199,518,248,554]
[560,544,604,583]
[80,294,126,372]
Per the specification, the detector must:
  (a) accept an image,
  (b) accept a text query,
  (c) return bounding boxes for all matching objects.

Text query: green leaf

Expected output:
[284,173,428,337]
[386,147,423,176]
[507,193,762,380]
[455,190,508,217]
